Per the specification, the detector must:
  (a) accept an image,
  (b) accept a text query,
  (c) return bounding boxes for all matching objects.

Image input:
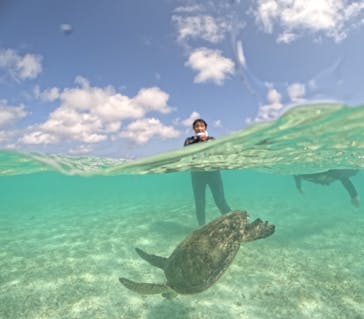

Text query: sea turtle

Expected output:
[119,210,275,298]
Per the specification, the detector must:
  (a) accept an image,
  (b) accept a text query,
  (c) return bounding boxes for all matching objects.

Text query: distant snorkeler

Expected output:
[294,169,360,208]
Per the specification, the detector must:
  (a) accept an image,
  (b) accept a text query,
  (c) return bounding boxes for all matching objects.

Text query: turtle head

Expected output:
[240,218,275,242]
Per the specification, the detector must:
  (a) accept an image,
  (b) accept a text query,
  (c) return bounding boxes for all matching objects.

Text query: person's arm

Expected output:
[294,175,303,193]
[184,135,214,146]
[340,178,360,207]
[184,136,198,146]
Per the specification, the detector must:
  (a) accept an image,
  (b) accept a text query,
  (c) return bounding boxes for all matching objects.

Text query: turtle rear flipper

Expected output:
[119,277,171,295]
[135,247,167,270]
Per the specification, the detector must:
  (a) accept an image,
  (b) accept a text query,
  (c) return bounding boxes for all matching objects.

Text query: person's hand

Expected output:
[351,196,360,208]
[199,134,208,141]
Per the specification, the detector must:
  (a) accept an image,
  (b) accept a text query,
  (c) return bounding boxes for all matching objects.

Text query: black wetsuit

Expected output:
[294,169,359,200]
[184,135,231,225]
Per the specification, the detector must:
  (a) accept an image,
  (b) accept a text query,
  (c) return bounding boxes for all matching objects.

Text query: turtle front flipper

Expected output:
[135,247,167,270]
[119,277,172,295]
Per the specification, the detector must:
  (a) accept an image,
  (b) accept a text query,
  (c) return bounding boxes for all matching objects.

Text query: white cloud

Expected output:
[254,0,364,42]
[287,83,306,102]
[253,86,283,122]
[132,87,172,114]
[38,108,107,144]
[174,5,203,13]
[181,111,201,127]
[68,144,95,155]
[22,78,177,148]
[277,32,297,43]
[0,100,28,128]
[118,118,180,145]
[0,49,42,81]
[172,15,229,43]
[34,86,60,102]
[251,82,308,123]
[255,0,279,33]
[267,87,282,105]
[21,131,60,145]
[185,48,235,85]
[212,120,222,128]
[0,127,22,148]
[0,130,13,145]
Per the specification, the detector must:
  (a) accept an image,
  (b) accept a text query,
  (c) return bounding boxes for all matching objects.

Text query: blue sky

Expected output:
[1,0,364,158]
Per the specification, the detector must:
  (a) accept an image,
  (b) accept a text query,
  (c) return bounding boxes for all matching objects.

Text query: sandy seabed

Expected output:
[0,196,363,319]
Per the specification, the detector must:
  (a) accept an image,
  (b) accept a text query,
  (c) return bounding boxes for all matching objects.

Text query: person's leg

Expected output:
[191,172,207,225]
[340,178,360,207]
[207,171,231,214]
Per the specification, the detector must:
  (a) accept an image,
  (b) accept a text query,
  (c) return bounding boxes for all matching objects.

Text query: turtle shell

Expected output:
[164,210,249,294]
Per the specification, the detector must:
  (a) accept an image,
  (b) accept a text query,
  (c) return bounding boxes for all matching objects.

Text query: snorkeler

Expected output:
[294,169,360,207]
[184,119,232,225]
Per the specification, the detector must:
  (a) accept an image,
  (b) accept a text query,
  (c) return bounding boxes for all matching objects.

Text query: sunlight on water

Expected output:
[1,103,364,319]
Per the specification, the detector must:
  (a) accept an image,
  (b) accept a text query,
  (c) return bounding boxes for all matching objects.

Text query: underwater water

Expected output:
[0,104,364,319]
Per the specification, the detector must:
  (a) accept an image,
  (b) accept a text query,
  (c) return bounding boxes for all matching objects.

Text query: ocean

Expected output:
[0,103,363,319]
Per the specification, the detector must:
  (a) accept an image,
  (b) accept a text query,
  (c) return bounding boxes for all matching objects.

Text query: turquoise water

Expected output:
[1,104,364,319]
